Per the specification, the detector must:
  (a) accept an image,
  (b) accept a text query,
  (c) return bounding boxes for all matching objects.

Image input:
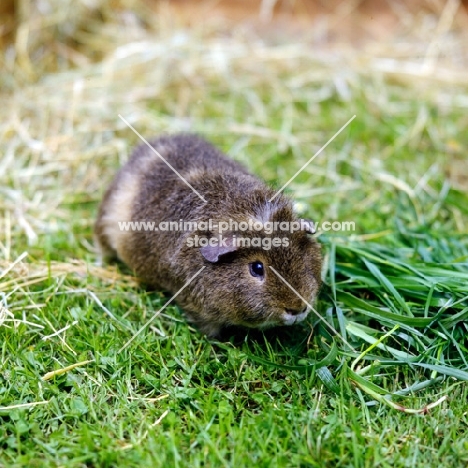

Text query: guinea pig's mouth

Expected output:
[281,308,309,326]
[247,307,311,329]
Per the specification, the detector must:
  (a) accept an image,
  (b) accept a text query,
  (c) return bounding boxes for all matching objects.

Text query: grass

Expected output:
[1,0,468,466]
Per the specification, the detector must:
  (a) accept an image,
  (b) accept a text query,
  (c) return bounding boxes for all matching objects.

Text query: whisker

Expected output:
[269,266,356,352]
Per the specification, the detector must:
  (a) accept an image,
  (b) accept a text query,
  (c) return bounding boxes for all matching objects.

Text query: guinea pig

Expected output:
[94,134,322,337]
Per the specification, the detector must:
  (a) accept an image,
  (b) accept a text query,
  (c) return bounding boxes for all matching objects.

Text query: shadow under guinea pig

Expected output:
[212,321,315,351]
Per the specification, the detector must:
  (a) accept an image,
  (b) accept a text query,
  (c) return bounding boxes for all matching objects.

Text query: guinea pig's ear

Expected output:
[301,219,317,234]
[200,234,239,263]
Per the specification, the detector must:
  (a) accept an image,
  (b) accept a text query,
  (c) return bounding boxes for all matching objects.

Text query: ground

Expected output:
[0,1,468,467]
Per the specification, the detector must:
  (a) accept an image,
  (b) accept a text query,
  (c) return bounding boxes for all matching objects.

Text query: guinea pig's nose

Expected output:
[285,306,307,316]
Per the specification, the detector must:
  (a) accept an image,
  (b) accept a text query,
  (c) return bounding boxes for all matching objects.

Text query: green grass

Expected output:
[1,1,468,466]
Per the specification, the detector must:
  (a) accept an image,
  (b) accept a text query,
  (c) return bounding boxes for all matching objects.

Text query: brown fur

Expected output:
[95,134,322,337]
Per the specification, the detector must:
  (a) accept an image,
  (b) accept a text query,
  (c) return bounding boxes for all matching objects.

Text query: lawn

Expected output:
[1,1,468,467]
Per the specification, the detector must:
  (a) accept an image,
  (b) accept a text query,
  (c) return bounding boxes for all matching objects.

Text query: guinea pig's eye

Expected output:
[249,261,264,279]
